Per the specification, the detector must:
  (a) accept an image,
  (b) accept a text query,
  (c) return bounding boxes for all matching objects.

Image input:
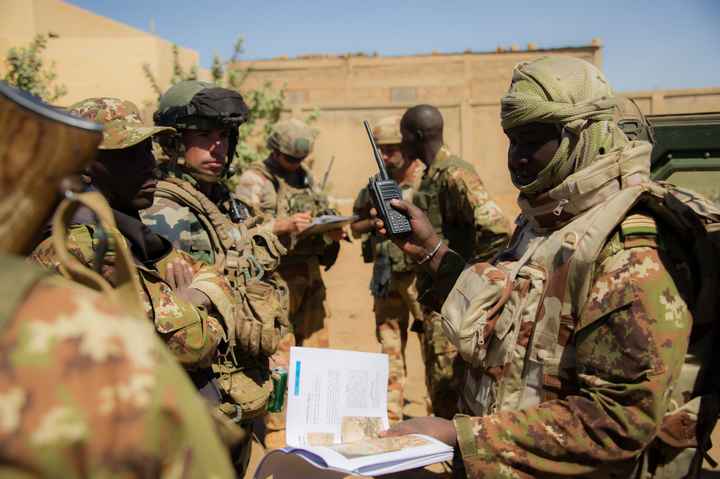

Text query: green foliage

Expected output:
[3,33,67,103]
[143,44,199,102]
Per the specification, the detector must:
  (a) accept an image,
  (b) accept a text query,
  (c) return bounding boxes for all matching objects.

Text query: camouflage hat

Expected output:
[69,97,174,150]
[267,118,316,159]
[372,115,402,145]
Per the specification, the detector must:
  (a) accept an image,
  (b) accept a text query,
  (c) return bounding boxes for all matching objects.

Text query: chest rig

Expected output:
[413,147,478,261]
[442,142,716,416]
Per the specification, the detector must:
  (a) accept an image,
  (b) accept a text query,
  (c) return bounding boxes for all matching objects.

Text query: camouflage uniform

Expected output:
[413,145,511,418]
[434,57,705,477]
[0,82,234,478]
[29,98,234,375]
[0,259,235,478]
[143,81,289,472]
[235,118,339,447]
[352,116,424,423]
[31,223,228,371]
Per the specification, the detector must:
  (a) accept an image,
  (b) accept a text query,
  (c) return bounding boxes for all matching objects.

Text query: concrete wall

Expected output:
[234,48,720,219]
[0,0,204,112]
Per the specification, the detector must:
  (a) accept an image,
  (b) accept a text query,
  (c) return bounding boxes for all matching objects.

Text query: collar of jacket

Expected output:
[518,141,653,231]
[425,145,455,177]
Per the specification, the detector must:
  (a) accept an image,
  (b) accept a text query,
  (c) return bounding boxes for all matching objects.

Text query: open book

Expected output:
[255,347,453,477]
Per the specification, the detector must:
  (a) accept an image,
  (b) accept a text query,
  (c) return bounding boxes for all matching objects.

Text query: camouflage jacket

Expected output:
[413,145,511,263]
[30,221,230,371]
[0,255,234,478]
[440,143,697,477]
[449,225,691,477]
[141,170,290,361]
[235,158,339,262]
[413,146,510,303]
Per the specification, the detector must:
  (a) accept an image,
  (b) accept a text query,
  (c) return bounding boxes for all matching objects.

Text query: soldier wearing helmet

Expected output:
[0,84,234,477]
[350,115,424,424]
[143,80,290,474]
[235,118,344,448]
[30,97,238,410]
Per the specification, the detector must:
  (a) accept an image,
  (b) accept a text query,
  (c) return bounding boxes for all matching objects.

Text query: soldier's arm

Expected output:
[454,243,691,477]
[30,224,99,274]
[0,279,234,478]
[235,170,278,234]
[445,167,511,261]
[150,250,225,370]
[351,187,376,238]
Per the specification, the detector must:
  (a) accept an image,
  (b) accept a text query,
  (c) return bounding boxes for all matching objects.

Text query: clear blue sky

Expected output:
[69,0,719,92]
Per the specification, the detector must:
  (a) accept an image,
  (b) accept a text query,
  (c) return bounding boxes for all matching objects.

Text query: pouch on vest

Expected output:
[235,277,290,357]
[214,358,274,421]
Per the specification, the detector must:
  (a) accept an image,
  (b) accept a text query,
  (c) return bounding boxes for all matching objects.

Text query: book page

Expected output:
[300,434,454,476]
[286,347,389,447]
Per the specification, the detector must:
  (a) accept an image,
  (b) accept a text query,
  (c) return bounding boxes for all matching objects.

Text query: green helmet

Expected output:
[267,118,316,159]
[154,80,249,131]
[154,80,249,166]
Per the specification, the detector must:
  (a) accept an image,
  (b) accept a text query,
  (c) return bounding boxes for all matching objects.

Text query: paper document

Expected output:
[256,347,453,477]
[286,347,389,447]
[297,214,357,238]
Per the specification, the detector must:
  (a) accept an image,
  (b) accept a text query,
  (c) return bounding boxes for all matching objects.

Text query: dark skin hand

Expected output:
[371,199,449,274]
[381,417,458,448]
[165,258,211,309]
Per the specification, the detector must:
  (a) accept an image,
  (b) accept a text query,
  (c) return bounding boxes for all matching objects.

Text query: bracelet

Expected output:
[417,240,443,265]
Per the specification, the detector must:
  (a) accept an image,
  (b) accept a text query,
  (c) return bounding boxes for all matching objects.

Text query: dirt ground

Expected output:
[247,239,719,478]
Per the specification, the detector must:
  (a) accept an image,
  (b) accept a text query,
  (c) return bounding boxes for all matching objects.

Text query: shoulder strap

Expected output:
[155,179,229,259]
[51,191,146,319]
[0,256,49,328]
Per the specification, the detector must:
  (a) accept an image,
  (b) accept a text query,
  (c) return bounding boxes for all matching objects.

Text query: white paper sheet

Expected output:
[286,347,389,447]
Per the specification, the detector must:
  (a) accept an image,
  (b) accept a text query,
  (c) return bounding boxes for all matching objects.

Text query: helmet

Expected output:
[267,118,315,159]
[69,97,173,150]
[154,80,249,131]
[154,81,248,168]
[614,96,655,144]
[372,115,402,145]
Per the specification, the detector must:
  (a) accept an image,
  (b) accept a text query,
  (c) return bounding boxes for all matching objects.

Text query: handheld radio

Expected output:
[364,120,412,236]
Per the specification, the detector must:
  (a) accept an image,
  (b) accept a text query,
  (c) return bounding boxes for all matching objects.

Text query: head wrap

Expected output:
[501,56,627,196]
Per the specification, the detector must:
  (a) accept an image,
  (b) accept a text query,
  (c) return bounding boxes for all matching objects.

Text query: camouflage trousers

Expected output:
[419,309,464,419]
[374,271,422,424]
[264,258,330,449]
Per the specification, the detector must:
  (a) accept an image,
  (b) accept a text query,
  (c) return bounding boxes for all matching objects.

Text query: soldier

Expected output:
[351,115,424,424]
[0,80,234,476]
[399,104,511,419]
[381,56,716,477]
[235,118,344,447]
[142,80,289,473]
[30,98,236,404]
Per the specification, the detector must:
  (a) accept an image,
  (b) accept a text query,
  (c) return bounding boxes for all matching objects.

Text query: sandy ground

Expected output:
[246,239,719,478]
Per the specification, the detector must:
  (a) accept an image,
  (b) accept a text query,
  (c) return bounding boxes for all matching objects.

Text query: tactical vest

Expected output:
[412,147,479,261]
[250,162,333,259]
[442,142,720,477]
[153,178,290,420]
